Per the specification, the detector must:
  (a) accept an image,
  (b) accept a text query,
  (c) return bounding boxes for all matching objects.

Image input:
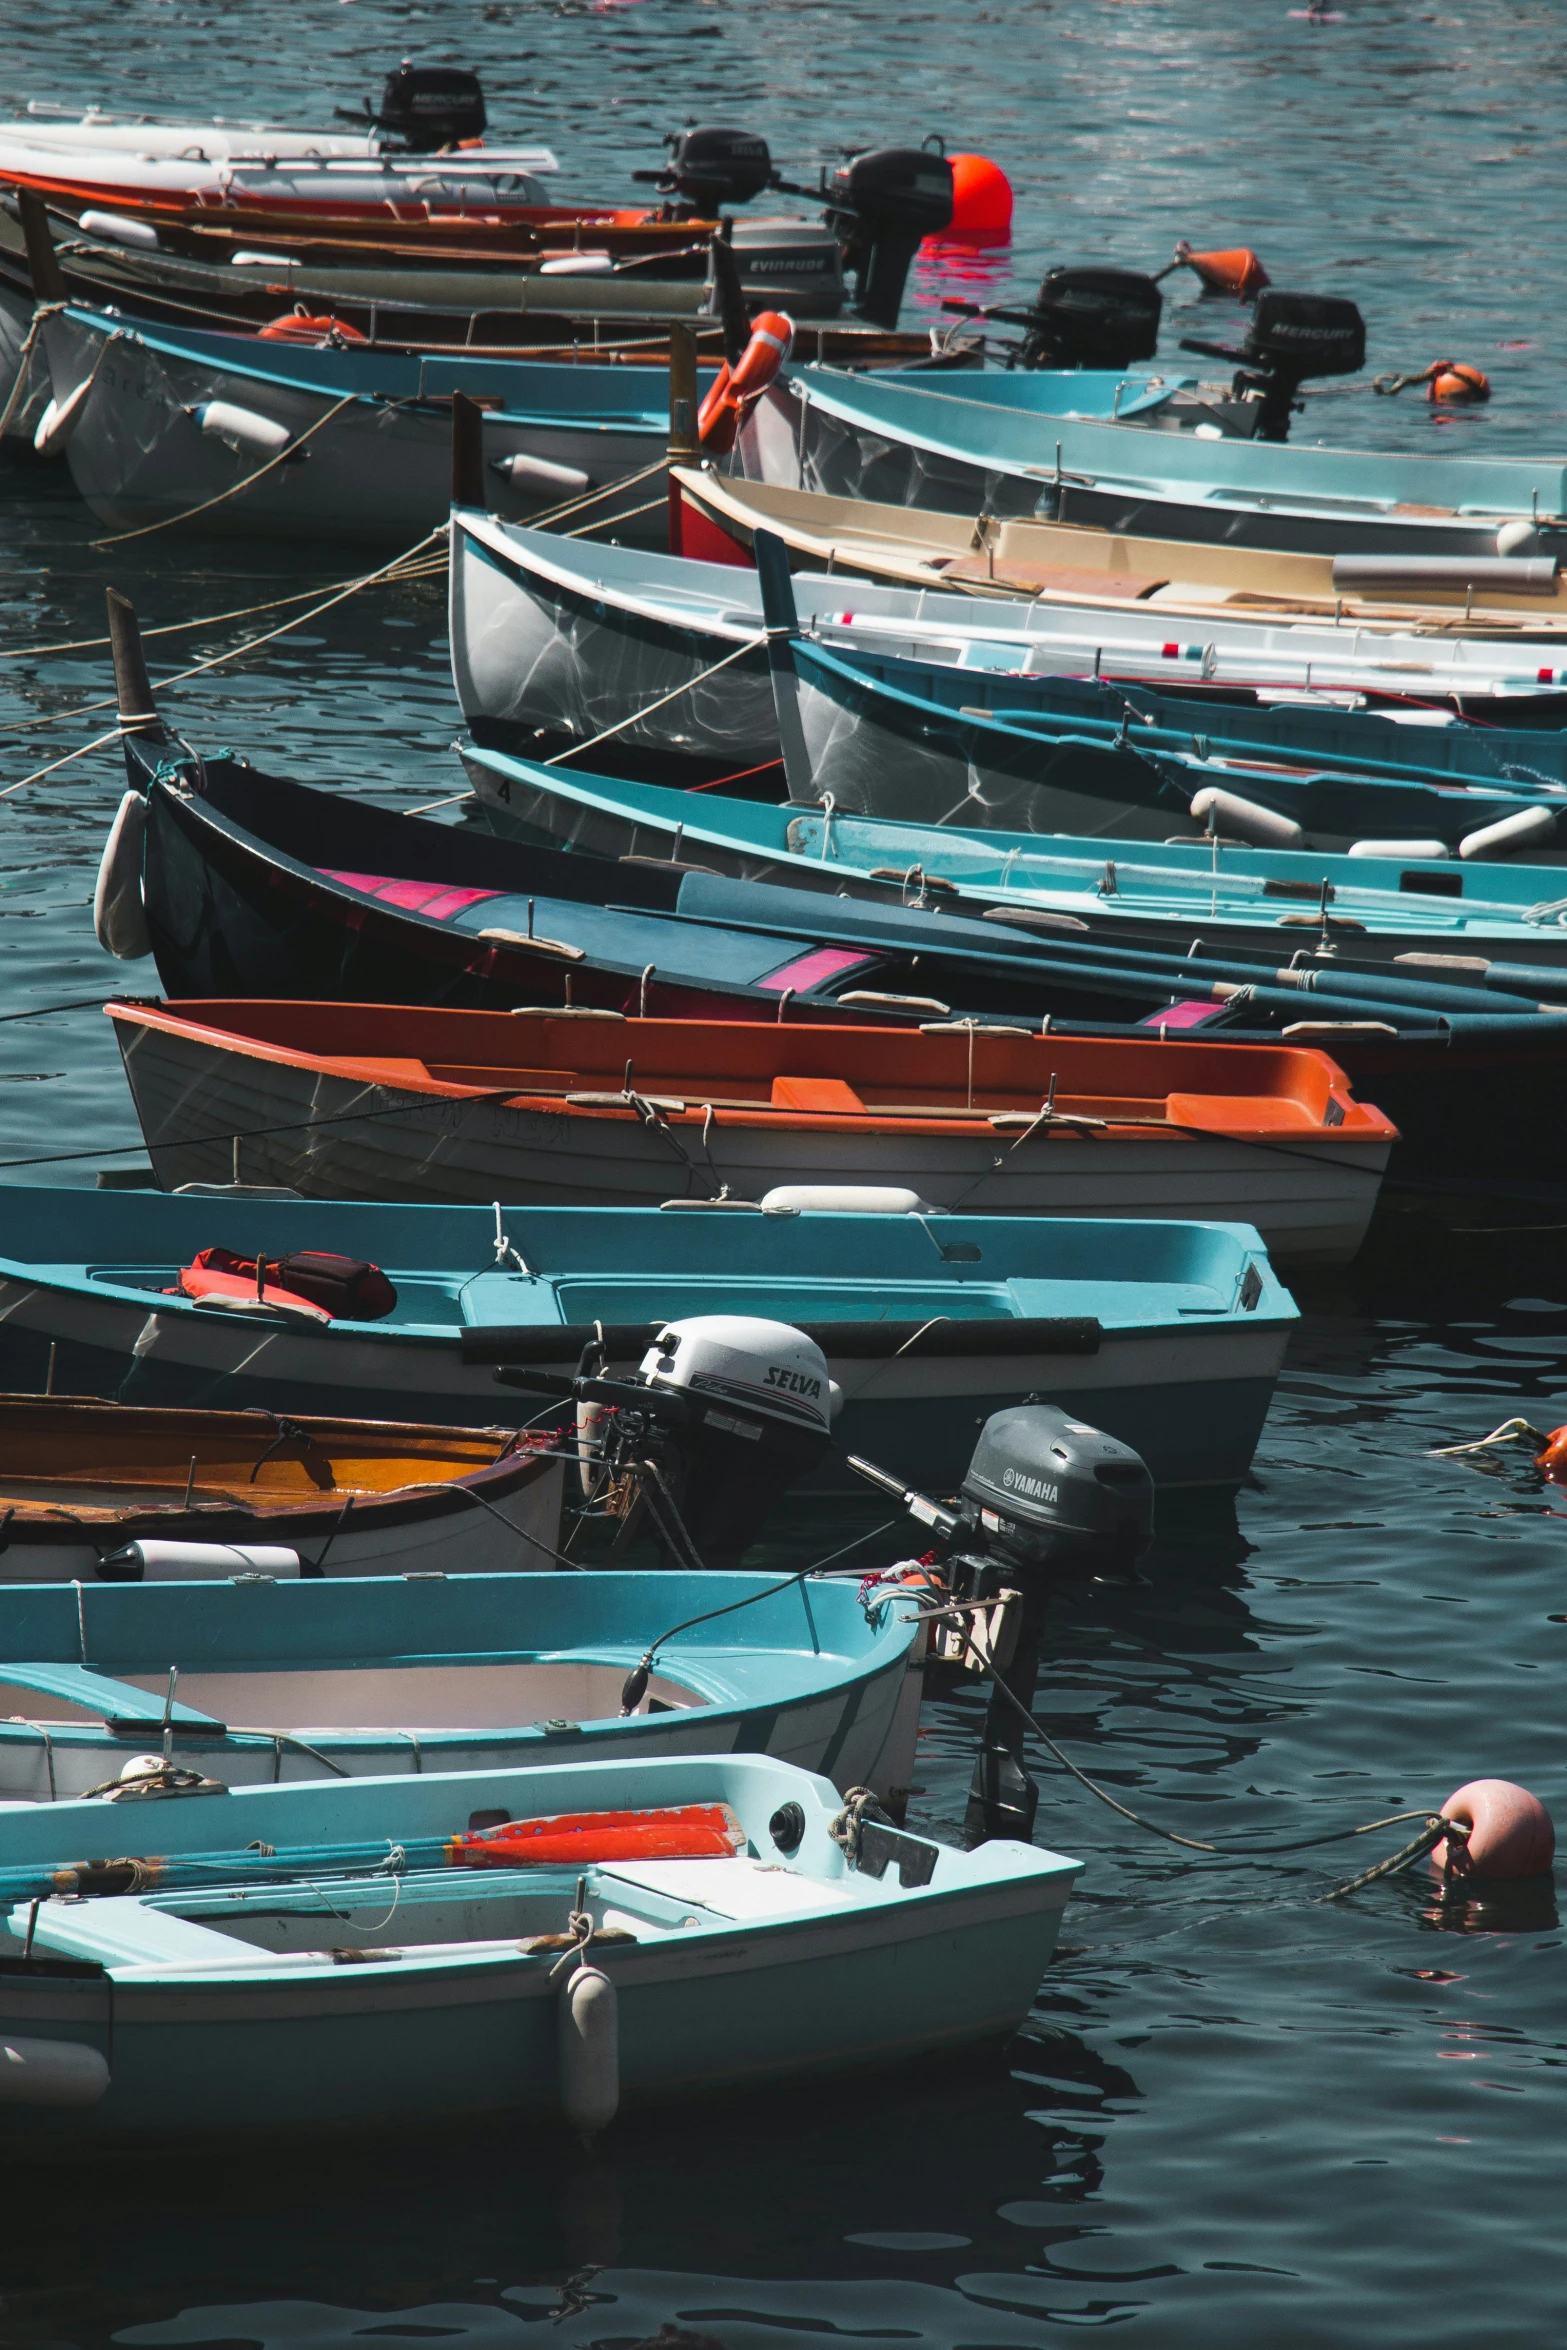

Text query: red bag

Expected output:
[179,1247,397,1323]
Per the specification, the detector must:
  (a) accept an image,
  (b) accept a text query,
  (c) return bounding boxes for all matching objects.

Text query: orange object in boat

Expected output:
[259,311,367,345]
[698,311,794,454]
[446,1802,747,1867]
[1175,241,1270,300]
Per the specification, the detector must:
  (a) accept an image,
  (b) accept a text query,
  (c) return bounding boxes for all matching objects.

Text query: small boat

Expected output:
[673,466,1567,638]
[450,507,1567,784]
[104,994,1394,1267]
[0,1566,923,1802]
[0,1187,1297,1491]
[737,366,1567,561]
[0,1749,1079,2140]
[35,307,713,544]
[0,1396,562,1583]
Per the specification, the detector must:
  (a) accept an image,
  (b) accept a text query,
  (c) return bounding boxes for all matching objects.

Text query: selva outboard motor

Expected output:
[853,1404,1154,1846]
[1181,288,1366,440]
[339,63,488,152]
[638,125,777,214]
[482,1315,840,1571]
[824,146,955,330]
[1014,267,1164,371]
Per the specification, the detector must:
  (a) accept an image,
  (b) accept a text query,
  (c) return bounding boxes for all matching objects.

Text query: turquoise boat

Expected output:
[0,1750,1080,2140]
[0,1568,923,1805]
[746,363,1567,558]
[463,739,1567,965]
[0,1187,1295,1491]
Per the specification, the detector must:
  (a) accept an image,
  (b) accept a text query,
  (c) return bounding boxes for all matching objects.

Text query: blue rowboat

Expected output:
[742,364,1567,559]
[0,1750,1080,2140]
[38,306,719,543]
[0,1187,1296,1490]
[0,1568,923,1804]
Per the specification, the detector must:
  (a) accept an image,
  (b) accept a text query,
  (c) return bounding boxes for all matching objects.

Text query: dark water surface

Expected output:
[2,5,1567,2345]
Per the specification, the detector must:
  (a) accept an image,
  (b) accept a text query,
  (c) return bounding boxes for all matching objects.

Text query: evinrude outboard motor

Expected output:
[822,145,955,330]
[852,1404,1154,1846]
[1180,288,1366,441]
[482,1316,840,1572]
[338,62,488,151]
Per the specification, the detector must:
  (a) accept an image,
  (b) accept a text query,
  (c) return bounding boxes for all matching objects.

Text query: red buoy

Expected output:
[1427,361,1490,405]
[1174,241,1270,300]
[944,153,1013,239]
[1432,1780,1555,1882]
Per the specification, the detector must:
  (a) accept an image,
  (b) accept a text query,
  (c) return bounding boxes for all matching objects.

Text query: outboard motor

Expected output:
[1180,288,1366,440]
[337,62,489,152]
[940,266,1162,371]
[486,1315,840,1572]
[823,146,955,330]
[637,125,777,215]
[852,1404,1154,1846]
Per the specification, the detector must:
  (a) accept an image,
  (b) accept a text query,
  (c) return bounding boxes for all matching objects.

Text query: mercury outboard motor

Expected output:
[337,62,488,152]
[852,1404,1154,1846]
[1180,288,1366,440]
[823,145,955,329]
[481,1315,841,1572]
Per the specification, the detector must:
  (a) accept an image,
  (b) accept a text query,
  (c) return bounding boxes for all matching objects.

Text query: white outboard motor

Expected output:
[491,1315,841,1571]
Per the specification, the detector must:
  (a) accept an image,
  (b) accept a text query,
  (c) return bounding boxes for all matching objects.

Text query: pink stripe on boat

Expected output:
[757,948,875,993]
[321,870,503,920]
[1139,999,1224,1030]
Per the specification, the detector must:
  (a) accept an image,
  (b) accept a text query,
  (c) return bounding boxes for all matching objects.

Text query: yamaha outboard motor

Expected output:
[823,146,955,330]
[338,62,488,152]
[853,1404,1154,1846]
[638,125,776,215]
[476,1315,841,1572]
[1180,288,1366,440]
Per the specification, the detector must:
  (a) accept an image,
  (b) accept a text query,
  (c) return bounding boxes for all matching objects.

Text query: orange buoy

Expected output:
[259,310,367,346]
[1174,241,1270,300]
[1432,1780,1555,1882]
[944,153,1013,238]
[1537,1424,1567,1481]
[697,311,794,455]
[1427,361,1490,405]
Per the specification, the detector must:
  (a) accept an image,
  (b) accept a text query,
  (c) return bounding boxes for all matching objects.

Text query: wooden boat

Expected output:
[674,466,1567,633]
[0,1189,1296,1493]
[0,1397,560,1583]
[103,996,1394,1266]
[735,367,1567,561]
[0,1568,922,1802]
[107,735,1567,1184]
[35,307,714,544]
[450,509,1567,782]
[0,1750,1079,2139]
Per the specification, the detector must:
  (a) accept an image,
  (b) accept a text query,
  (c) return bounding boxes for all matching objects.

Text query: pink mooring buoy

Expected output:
[1432,1780,1555,1882]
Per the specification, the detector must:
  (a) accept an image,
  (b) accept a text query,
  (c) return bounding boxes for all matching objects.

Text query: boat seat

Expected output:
[769,1076,867,1114]
[0,1663,222,1728]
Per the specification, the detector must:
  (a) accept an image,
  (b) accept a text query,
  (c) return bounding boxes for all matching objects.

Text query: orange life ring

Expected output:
[697,311,795,455]
[259,310,368,346]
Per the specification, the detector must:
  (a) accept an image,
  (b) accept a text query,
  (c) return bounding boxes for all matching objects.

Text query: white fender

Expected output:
[0,2037,110,2107]
[190,400,292,456]
[1459,806,1557,861]
[760,1185,935,1215]
[559,1963,618,2140]
[1345,839,1450,860]
[490,452,592,497]
[1189,787,1304,850]
[78,209,160,250]
[100,1540,302,1580]
[93,789,152,960]
[33,374,97,456]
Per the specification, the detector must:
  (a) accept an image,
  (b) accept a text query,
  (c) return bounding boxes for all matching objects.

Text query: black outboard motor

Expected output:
[467,1314,840,1573]
[1180,288,1366,441]
[337,62,489,152]
[636,125,777,216]
[852,1404,1154,1846]
[823,146,955,330]
[940,266,1162,371]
